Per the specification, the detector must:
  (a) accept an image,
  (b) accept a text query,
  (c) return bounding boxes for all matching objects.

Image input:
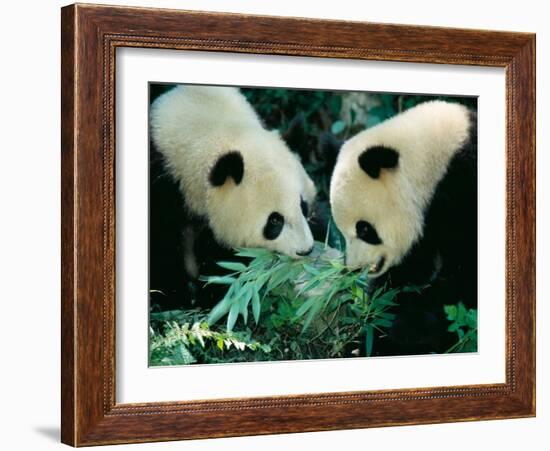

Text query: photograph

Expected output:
[148,83,478,366]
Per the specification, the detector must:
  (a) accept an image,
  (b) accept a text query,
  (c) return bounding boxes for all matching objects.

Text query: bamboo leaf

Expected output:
[365,325,374,357]
[216,261,248,272]
[234,248,272,259]
[227,302,240,332]
[377,312,397,320]
[252,290,261,325]
[303,264,321,275]
[296,277,323,296]
[202,275,236,285]
[301,299,323,332]
[295,296,319,317]
[371,318,393,328]
[207,297,232,325]
[267,267,291,291]
[239,285,253,325]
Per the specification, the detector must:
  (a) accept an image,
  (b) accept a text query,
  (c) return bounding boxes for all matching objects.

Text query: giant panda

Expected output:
[149,85,316,308]
[329,100,477,355]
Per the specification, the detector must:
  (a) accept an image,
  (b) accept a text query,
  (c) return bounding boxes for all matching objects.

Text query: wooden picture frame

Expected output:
[61,3,536,446]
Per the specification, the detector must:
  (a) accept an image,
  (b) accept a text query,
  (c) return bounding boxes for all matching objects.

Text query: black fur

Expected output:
[317,132,343,180]
[209,151,244,186]
[149,144,244,310]
[282,112,307,160]
[358,146,399,179]
[371,111,478,356]
[300,196,309,217]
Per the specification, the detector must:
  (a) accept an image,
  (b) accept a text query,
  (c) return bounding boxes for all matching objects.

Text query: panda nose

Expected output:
[297,245,314,257]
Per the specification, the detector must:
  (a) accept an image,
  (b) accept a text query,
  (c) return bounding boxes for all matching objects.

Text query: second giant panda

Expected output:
[149,85,316,308]
[330,100,477,355]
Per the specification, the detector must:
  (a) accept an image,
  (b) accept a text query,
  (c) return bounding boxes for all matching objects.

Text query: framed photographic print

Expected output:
[61,3,536,446]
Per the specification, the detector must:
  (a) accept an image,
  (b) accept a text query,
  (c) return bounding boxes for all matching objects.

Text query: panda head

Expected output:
[329,100,472,276]
[206,128,316,258]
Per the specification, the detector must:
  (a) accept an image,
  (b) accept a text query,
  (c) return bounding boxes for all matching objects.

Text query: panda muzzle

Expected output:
[296,245,314,257]
[368,256,386,275]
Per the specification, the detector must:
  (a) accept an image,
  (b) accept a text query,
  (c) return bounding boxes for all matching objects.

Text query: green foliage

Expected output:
[150,243,407,364]
[241,88,341,135]
[331,120,346,135]
[149,309,271,366]
[199,242,401,359]
[444,302,478,353]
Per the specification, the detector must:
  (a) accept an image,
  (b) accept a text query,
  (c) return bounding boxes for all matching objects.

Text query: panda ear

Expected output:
[209,151,244,187]
[281,112,306,152]
[358,146,399,179]
[319,132,343,161]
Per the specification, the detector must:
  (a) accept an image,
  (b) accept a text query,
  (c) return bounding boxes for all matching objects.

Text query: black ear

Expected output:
[318,132,343,178]
[319,132,343,160]
[282,112,307,158]
[282,113,305,144]
[209,151,244,186]
[358,146,399,179]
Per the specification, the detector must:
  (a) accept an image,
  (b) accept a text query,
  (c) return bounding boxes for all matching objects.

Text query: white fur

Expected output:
[150,85,316,257]
[330,100,472,273]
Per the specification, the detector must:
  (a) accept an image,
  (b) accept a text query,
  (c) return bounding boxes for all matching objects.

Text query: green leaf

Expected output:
[337,293,354,304]
[365,325,374,357]
[296,277,323,297]
[203,275,236,285]
[457,302,467,325]
[377,311,397,320]
[266,267,291,291]
[444,305,457,321]
[447,323,459,333]
[227,302,240,332]
[255,272,271,290]
[252,290,261,325]
[374,289,400,306]
[370,285,387,300]
[466,309,478,329]
[207,297,232,325]
[238,285,253,324]
[301,298,323,332]
[402,284,425,293]
[295,296,318,317]
[216,261,248,272]
[331,120,346,135]
[351,284,364,299]
[372,318,393,328]
[303,264,321,276]
[234,248,272,259]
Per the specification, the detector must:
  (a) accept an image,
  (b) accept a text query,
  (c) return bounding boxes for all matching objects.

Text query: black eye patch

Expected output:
[300,196,309,217]
[263,212,284,240]
[356,220,382,245]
